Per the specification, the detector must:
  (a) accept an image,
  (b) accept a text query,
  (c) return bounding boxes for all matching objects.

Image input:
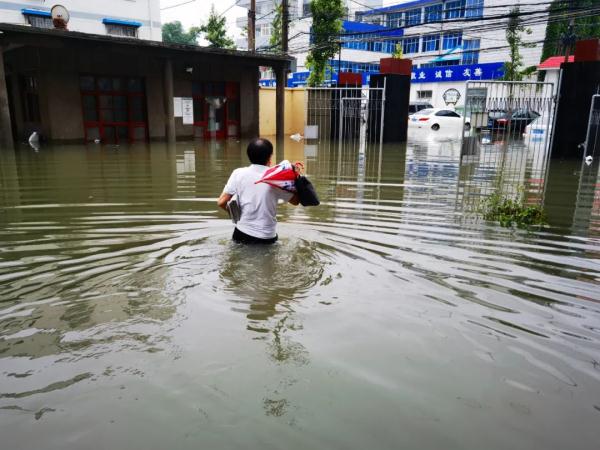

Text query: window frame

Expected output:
[462,38,480,64]
[422,34,440,52]
[386,12,404,28]
[405,8,422,26]
[402,37,420,55]
[424,4,443,23]
[445,0,466,20]
[465,0,484,19]
[417,90,433,100]
[442,32,462,50]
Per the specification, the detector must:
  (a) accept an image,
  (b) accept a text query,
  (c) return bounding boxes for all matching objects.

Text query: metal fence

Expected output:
[305,80,386,149]
[458,81,556,211]
[581,95,600,161]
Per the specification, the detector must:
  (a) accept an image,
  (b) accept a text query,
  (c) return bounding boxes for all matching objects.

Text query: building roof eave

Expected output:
[0,23,293,67]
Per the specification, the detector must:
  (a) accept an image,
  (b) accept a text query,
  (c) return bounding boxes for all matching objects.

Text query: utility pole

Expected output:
[282,0,289,53]
[564,0,577,63]
[248,0,256,52]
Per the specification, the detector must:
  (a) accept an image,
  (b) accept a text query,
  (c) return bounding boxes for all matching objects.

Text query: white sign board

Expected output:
[304,125,318,139]
[173,97,182,117]
[181,97,194,125]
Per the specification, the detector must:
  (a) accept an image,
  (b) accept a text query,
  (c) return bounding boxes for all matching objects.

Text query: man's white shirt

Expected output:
[224,164,293,239]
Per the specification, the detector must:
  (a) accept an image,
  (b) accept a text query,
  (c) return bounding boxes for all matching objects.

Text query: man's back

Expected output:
[224,164,292,239]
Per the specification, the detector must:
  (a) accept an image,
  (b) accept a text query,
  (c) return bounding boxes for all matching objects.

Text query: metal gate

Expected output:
[305,81,386,150]
[458,80,556,209]
[573,95,600,235]
[581,95,600,161]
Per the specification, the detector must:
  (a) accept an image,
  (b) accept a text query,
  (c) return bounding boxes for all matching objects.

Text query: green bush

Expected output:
[480,191,546,228]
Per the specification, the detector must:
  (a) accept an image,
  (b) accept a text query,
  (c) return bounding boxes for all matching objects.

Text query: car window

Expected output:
[489,110,506,118]
[435,110,460,117]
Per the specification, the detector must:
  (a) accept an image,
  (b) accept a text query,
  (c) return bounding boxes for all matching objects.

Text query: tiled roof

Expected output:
[538,55,574,69]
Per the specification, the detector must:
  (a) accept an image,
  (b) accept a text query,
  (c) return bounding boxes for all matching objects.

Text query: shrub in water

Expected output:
[480,191,546,228]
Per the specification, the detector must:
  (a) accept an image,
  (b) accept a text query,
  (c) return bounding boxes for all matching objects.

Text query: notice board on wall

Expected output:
[173,97,183,117]
[181,97,194,125]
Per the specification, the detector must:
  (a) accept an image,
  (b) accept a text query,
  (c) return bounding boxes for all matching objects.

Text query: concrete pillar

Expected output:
[163,59,176,143]
[275,66,286,143]
[0,48,14,149]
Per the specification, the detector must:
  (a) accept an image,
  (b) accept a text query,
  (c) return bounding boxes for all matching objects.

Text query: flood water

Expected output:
[1,138,599,450]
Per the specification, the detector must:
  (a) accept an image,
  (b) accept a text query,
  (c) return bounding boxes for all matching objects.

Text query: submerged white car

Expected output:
[408,108,471,132]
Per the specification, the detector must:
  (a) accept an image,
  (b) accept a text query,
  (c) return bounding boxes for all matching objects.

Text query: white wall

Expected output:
[0,0,162,41]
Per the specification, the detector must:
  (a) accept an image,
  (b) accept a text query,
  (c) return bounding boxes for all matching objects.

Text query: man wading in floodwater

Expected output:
[217,138,299,244]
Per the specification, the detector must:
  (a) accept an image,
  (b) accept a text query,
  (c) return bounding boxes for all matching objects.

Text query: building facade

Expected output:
[236,0,383,51]
[0,23,290,144]
[356,0,549,108]
[251,0,550,110]
[0,0,162,41]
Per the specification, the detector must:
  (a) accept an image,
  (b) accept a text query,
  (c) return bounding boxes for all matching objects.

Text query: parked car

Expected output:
[409,101,434,114]
[408,108,471,132]
[487,109,540,133]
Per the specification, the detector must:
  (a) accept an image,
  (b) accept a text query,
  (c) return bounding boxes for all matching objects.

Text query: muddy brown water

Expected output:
[0,139,599,450]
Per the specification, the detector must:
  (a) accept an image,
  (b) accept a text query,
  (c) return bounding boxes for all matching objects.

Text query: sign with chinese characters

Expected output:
[181,97,194,125]
[270,62,505,88]
[410,62,504,84]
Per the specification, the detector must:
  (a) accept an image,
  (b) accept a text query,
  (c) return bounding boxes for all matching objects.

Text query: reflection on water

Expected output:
[0,139,599,450]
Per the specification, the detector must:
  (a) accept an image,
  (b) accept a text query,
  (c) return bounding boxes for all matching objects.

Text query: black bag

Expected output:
[295,176,320,206]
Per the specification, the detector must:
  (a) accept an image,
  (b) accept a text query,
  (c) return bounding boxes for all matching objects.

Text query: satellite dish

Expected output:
[51,4,70,29]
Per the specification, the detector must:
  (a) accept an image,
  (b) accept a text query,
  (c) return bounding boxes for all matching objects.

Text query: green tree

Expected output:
[269,2,284,52]
[200,5,235,49]
[502,7,534,81]
[306,0,345,86]
[162,21,201,45]
[542,0,600,61]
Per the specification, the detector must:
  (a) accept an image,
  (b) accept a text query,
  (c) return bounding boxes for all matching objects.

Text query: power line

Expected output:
[160,0,197,11]
[219,0,243,17]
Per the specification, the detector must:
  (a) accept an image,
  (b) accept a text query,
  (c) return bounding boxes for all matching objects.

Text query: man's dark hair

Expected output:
[247,138,273,165]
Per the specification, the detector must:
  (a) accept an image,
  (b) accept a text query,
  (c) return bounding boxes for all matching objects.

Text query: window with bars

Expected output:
[422,34,440,52]
[445,0,466,19]
[442,32,462,50]
[402,37,420,54]
[25,14,53,29]
[417,90,433,99]
[405,8,422,26]
[424,4,443,23]
[105,24,138,37]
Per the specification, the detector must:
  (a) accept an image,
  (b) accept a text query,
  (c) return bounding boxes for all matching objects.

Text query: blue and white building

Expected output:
[354,0,549,107]
[250,0,549,110]
[0,0,162,41]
